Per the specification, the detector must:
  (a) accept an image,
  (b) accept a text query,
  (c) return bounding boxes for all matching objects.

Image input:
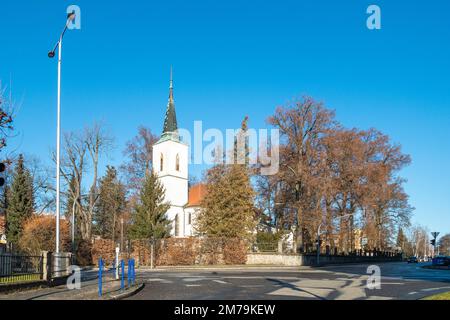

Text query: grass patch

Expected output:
[0,274,42,285]
[423,291,450,300]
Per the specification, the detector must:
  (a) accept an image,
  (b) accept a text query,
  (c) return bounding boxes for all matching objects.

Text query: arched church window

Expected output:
[160,154,164,171]
[176,154,180,171]
[175,214,180,237]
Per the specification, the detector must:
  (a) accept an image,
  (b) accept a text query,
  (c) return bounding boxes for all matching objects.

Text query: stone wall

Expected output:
[246,253,402,266]
[247,254,302,266]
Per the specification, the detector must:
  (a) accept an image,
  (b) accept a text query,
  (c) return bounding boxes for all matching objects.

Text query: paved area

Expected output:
[0,270,138,300]
[128,262,450,300]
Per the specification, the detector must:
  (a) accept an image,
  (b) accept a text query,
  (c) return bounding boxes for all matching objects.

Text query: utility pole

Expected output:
[120,217,124,252]
[71,197,77,254]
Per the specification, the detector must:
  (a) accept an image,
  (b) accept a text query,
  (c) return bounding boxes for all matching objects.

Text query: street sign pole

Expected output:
[431,232,440,257]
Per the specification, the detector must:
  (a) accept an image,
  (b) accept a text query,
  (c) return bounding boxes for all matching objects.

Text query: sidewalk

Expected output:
[0,271,143,300]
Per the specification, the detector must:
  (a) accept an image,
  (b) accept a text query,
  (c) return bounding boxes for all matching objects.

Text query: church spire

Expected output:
[169,65,174,103]
[162,66,178,138]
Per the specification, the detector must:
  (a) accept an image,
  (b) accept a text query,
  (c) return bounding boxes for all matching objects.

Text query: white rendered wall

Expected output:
[183,207,200,237]
[152,138,189,237]
[166,206,185,237]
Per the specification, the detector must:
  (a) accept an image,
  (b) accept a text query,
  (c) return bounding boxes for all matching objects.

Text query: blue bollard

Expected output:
[98,258,103,297]
[129,259,134,286]
[132,259,135,285]
[120,259,125,291]
[127,259,131,288]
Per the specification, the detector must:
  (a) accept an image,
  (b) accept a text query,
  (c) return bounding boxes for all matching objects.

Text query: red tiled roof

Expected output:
[187,184,207,207]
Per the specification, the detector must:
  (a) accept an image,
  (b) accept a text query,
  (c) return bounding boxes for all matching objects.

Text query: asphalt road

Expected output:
[128,262,450,300]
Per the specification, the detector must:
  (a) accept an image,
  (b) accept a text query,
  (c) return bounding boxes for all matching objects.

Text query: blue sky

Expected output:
[0,0,449,234]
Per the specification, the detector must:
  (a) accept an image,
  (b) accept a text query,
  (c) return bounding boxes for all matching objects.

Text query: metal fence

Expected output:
[0,254,43,284]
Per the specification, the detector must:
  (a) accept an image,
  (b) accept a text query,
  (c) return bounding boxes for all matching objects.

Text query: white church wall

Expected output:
[166,206,185,237]
[153,135,190,237]
[153,139,188,180]
[159,176,188,207]
[183,207,200,237]
[153,140,189,206]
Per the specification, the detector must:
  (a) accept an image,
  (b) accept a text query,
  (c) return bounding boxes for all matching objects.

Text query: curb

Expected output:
[0,281,47,294]
[139,264,302,269]
[421,265,450,270]
[138,267,307,273]
[108,283,145,300]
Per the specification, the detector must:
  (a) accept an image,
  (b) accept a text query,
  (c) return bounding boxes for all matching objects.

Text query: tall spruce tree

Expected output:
[6,154,34,247]
[196,117,256,240]
[93,166,126,241]
[129,171,171,240]
[196,163,256,240]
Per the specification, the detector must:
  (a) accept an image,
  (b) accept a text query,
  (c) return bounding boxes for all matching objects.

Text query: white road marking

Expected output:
[366,296,394,300]
[183,278,205,282]
[421,286,450,292]
[146,278,173,284]
[186,284,201,287]
[213,280,229,284]
[239,285,264,288]
[408,292,418,295]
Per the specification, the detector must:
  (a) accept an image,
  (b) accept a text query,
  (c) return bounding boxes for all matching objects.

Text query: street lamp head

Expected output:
[67,12,76,21]
[48,51,56,58]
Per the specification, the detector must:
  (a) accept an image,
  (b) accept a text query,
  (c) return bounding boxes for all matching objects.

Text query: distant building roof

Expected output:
[187,184,207,207]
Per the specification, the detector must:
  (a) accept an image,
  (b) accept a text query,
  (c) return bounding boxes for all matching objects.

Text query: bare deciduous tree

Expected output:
[54,122,114,241]
[264,97,413,254]
[0,81,15,151]
[120,126,159,193]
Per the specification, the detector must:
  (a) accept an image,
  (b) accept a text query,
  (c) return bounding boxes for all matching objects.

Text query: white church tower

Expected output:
[152,68,189,237]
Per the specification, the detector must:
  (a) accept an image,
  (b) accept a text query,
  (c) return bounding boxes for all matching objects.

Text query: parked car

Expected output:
[407,256,418,263]
[432,256,450,266]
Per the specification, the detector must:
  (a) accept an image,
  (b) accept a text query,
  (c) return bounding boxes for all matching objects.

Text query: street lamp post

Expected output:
[71,195,80,255]
[316,224,322,266]
[48,12,76,254]
[120,218,124,252]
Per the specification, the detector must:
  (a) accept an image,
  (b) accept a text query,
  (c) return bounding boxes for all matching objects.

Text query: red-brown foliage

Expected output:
[19,215,70,255]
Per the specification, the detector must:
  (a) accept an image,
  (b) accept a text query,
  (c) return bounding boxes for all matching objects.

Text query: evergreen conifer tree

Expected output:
[93,166,126,241]
[129,171,171,240]
[6,154,34,247]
